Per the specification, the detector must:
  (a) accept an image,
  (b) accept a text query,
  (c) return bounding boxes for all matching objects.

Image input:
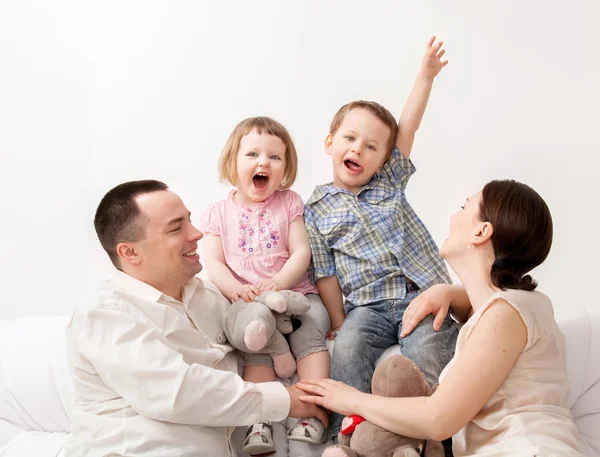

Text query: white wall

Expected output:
[0,1,598,319]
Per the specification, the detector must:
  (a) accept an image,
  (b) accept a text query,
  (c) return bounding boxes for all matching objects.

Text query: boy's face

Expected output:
[325,108,391,194]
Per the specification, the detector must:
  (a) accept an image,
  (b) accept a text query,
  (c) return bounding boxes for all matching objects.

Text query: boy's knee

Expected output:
[332,331,370,361]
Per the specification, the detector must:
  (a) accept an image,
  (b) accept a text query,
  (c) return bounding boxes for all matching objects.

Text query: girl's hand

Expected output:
[297,379,364,417]
[231,284,261,303]
[420,36,448,80]
[400,284,452,338]
[256,278,282,292]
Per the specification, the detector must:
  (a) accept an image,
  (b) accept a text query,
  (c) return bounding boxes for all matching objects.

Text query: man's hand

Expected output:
[230,284,261,303]
[400,284,452,338]
[420,36,448,80]
[286,385,329,427]
[255,278,282,292]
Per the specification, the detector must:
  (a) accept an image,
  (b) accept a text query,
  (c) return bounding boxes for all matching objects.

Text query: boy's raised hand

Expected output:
[420,36,448,79]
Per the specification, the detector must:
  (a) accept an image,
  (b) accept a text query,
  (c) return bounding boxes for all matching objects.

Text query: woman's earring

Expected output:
[468,244,473,250]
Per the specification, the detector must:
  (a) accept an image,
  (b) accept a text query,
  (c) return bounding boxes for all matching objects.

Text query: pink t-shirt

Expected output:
[199,189,318,295]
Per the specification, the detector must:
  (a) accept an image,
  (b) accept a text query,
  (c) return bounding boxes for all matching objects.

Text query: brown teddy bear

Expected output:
[322,355,445,457]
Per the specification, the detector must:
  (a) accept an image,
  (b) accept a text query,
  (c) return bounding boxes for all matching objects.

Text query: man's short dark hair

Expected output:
[94,180,168,268]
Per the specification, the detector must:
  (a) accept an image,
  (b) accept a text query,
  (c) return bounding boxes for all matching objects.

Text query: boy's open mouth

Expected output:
[344,159,363,173]
[253,173,269,191]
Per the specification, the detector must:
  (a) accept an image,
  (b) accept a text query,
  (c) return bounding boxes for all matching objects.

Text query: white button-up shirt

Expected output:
[65,271,290,457]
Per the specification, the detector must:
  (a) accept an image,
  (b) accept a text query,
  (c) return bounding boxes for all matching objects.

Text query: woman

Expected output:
[298,180,584,456]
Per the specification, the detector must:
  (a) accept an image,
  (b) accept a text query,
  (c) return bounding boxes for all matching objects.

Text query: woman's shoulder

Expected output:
[496,289,554,314]
[489,289,557,347]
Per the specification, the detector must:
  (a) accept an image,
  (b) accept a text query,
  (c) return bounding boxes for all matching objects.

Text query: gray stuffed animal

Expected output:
[224,290,311,378]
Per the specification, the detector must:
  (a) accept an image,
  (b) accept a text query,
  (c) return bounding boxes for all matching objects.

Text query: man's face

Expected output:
[326,108,392,194]
[130,190,203,297]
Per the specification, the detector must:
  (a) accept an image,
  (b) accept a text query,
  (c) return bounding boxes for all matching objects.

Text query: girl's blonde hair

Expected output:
[219,117,298,190]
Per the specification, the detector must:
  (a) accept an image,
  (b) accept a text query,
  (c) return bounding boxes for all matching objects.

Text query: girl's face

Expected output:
[235,130,287,207]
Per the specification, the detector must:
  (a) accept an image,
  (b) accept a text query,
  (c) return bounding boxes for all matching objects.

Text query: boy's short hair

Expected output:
[219,116,298,190]
[94,180,169,269]
[329,101,398,157]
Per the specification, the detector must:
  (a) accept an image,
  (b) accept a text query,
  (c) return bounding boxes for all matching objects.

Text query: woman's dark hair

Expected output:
[480,180,553,291]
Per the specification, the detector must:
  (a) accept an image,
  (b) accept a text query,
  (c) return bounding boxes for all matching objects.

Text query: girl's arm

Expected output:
[299,299,527,440]
[266,217,312,290]
[202,234,259,302]
[396,37,448,159]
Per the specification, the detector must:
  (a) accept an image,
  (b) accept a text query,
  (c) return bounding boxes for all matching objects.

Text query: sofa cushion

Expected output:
[0,321,26,446]
[561,309,600,456]
[1,309,599,457]
[0,318,72,435]
[0,430,69,457]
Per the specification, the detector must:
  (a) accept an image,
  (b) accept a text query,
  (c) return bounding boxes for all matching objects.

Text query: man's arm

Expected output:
[79,306,290,427]
[396,36,448,159]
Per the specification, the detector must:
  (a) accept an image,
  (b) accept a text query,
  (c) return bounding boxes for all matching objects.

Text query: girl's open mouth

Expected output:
[253,173,269,190]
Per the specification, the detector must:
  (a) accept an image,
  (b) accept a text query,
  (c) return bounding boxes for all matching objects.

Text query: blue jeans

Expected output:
[329,292,458,438]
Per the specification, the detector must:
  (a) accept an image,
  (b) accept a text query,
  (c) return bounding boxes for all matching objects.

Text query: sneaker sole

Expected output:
[243,443,276,456]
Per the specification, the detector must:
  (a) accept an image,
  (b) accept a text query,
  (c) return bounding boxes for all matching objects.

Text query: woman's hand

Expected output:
[297,379,365,417]
[400,284,452,338]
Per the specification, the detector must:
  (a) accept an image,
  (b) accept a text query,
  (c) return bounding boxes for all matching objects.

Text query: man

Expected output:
[65,180,327,457]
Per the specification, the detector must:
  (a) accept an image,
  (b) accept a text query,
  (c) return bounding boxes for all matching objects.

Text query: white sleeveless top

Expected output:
[439,289,585,456]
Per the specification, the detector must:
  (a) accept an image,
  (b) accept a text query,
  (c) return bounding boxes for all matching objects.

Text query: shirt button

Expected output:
[332,218,338,223]
[217,332,227,344]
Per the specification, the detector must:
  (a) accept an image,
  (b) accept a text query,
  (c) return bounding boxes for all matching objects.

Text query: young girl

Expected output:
[199,117,330,456]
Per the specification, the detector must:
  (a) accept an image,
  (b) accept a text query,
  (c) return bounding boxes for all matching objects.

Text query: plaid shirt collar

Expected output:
[308,173,395,206]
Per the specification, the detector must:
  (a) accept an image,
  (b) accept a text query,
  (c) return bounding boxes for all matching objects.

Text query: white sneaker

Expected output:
[286,417,327,444]
[243,421,276,456]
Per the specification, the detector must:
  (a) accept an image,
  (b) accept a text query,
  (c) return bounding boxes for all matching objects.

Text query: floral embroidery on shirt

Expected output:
[238,210,280,253]
[237,213,254,253]
[259,210,279,249]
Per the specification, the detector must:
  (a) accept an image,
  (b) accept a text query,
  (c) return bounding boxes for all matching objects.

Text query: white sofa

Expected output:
[1,309,599,457]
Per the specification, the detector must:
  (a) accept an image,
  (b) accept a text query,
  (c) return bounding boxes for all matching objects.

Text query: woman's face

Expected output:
[440,190,484,260]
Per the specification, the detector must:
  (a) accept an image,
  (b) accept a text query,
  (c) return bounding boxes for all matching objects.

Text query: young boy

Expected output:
[304,37,458,439]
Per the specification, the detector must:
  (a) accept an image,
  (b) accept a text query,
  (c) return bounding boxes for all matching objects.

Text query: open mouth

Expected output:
[183,249,197,257]
[344,159,363,173]
[253,172,269,191]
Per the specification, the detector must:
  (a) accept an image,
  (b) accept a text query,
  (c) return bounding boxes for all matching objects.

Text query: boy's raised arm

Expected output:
[396,36,448,159]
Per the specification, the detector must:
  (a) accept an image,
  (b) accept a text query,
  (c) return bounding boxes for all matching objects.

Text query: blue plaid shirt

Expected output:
[304,146,451,306]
